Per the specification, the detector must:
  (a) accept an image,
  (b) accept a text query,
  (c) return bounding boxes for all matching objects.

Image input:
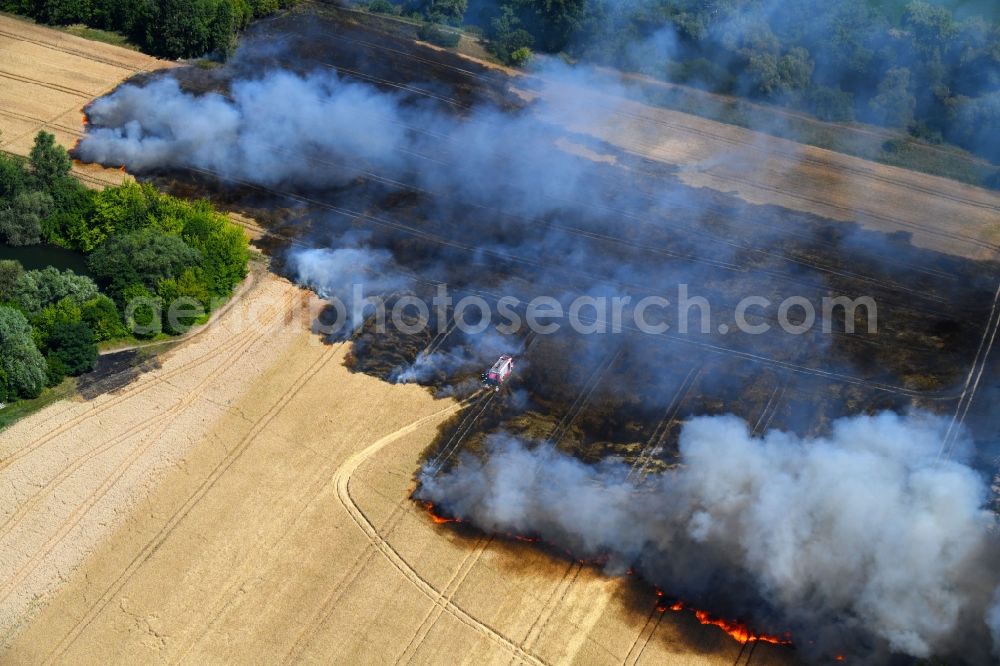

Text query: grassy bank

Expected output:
[0,377,75,430]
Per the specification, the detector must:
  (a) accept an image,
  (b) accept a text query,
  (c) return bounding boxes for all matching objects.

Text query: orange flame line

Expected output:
[422,501,461,525]
[665,600,792,646]
[421,503,794,650]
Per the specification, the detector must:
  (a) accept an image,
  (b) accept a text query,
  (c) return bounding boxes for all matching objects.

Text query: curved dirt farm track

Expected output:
[7,13,996,664]
[1,280,793,664]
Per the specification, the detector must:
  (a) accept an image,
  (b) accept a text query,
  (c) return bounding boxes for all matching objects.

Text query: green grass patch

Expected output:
[0,378,76,431]
[59,24,140,50]
[193,58,224,69]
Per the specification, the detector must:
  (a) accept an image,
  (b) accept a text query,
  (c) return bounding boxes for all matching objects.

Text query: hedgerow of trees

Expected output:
[377,0,1000,165]
[0,0,299,58]
[0,131,249,402]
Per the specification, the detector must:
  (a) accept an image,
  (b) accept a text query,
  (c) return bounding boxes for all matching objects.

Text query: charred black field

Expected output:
[102,6,1000,466]
[75,3,1000,662]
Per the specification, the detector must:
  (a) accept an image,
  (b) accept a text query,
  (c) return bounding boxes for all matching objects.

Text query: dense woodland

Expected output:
[0,0,298,57]
[0,132,249,404]
[377,0,1000,165]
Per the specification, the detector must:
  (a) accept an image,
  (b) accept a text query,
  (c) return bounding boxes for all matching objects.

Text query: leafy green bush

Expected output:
[510,46,532,66]
[418,21,461,47]
[419,0,466,26]
[31,297,83,351]
[121,284,163,339]
[0,131,251,401]
[0,191,53,246]
[44,354,67,388]
[488,7,534,64]
[807,86,856,122]
[28,130,71,191]
[367,0,395,14]
[89,228,202,299]
[0,153,28,199]
[81,295,128,341]
[47,321,98,376]
[0,260,24,302]
[0,305,47,399]
[12,267,99,317]
[0,0,299,59]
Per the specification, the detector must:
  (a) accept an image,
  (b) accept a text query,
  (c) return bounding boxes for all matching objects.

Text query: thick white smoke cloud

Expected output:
[77,61,648,223]
[288,245,409,334]
[79,72,409,187]
[417,411,1000,661]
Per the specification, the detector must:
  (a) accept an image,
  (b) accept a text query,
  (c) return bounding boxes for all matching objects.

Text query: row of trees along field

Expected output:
[0,132,249,404]
[0,0,298,57]
[380,0,1000,166]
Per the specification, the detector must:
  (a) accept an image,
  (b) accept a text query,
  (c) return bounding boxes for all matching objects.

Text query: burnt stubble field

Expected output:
[118,8,1000,472]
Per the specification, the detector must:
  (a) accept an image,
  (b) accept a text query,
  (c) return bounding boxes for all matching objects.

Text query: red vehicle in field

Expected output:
[482,355,515,391]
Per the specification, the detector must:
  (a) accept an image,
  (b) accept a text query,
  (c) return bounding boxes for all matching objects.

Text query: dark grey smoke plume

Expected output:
[417,411,1000,662]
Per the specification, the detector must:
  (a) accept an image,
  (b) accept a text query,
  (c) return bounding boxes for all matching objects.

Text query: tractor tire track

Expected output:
[0,29,148,74]
[628,365,701,481]
[0,288,295,469]
[395,536,494,665]
[330,402,547,665]
[515,562,584,662]
[0,69,92,97]
[942,278,1000,455]
[0,294,300,614]
[0,291,297,559]
[603,104,999,216]
[41,341,346,665]
[169,376,419,665]
[547,347,623,446]
[622,606,664,666]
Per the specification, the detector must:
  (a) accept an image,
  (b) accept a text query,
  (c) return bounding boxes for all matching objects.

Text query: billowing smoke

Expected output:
[417,411,1000,662]
[288,244,409,334]
[75,13,1000,662]
[79,73,409,187]
[391,329,525,384]
[77,61,621,221]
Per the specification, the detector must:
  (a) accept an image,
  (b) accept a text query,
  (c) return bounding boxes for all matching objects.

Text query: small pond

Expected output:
[0,243,91,276]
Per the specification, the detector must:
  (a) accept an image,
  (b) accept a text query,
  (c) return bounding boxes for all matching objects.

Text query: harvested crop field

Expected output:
[0,17,800,664]
[0,13,172,186]
[4,6,1000,666]
[0,270,792,666]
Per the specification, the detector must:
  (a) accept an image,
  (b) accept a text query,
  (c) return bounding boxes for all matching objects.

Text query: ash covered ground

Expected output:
[75,5,1000,663]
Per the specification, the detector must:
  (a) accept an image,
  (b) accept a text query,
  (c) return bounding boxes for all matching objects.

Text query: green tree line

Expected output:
[1,0,298,58]
[0,131,249,403]
[380,0,1000,166]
